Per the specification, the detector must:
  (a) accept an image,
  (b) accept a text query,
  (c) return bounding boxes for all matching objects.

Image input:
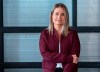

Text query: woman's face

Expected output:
[52,7,66,25]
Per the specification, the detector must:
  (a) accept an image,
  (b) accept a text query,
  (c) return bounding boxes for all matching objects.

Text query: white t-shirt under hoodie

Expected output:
[56,42,63,68]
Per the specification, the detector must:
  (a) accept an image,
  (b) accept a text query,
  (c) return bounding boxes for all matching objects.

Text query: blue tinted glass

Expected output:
[4,68,100,72]
[4,33,42,62]
[78,0,100,26]
[78,33,100,62]
[4,69,42,72]
[3,0,72,27]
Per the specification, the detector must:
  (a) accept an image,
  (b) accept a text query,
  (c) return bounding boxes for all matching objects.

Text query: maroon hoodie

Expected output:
[39,28,80,72]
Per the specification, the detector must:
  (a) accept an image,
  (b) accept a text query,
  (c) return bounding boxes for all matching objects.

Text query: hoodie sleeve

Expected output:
[70,30,80,57]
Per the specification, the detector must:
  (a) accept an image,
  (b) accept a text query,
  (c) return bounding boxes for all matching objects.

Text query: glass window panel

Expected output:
[3,0,72,27]
[4,68,100,72]
[78,33,100,62]
[4,69,42,72]
[4,33,42,62]
[78,68,100,72]
[77,0,100,26]
[4,33,100,62]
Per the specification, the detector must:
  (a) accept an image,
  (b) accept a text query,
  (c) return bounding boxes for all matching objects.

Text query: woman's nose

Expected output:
[58,15,61,19]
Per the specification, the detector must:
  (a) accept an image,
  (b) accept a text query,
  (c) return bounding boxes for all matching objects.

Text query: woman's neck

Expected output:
[54,25,63,40]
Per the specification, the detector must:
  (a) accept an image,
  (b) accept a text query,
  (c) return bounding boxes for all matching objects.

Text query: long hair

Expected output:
[48,3,70,36]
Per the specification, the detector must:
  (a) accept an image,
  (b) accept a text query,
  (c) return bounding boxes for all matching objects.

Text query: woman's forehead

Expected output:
[54,7,65,13]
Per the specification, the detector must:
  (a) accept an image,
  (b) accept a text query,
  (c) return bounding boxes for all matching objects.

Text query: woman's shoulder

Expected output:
[69,28,78,34]
[40,28,49,35]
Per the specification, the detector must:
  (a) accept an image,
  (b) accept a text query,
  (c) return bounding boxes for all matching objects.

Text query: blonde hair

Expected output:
[48,3,70,36]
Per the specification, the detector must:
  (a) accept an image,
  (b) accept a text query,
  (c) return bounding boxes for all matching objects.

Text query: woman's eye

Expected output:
[55,13,58,15]
[61,13,64,16]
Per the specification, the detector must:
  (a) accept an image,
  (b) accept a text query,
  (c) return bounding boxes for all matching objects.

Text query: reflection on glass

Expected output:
[78,33,100,62]
[4,69,42,72]
[4,68,100,72]
[78,68,100,72]
[3,0,72,26]
[4,33,42,62]
[78,0,100,26]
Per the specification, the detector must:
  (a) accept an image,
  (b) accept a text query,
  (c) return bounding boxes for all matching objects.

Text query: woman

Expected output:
[39,3,80,72]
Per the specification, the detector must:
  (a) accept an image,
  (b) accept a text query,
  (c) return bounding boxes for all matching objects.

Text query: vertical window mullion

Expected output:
[72,0,77,28]
[0,0,4,72]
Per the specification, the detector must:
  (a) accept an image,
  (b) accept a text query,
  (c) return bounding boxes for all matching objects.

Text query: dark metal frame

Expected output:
[0,0,100,72]
[3,62,100,68]
[0,0,4,72]
[72,0,77,28]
